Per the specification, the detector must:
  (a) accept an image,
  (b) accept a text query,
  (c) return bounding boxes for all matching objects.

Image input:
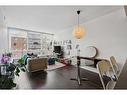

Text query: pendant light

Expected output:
[73,10,86,39]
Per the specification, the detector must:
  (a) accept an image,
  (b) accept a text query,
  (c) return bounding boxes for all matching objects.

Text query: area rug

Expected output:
[46,61,66,71]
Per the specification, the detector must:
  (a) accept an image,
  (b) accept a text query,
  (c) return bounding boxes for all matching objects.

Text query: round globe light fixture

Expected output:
[73,10,86,39]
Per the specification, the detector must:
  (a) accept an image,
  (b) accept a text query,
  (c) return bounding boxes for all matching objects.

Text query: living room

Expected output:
[1,3,127,92]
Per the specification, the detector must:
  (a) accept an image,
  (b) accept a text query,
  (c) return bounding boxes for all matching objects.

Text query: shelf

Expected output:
[28,43,41,45]
[28,48,41,49]
[28,38,41,40]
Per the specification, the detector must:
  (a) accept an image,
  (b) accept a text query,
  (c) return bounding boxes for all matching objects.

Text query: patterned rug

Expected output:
[46,61,65,71]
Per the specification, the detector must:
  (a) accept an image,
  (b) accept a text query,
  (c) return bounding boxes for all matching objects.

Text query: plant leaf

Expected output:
[18,58,24,64]
[20,68,25,72]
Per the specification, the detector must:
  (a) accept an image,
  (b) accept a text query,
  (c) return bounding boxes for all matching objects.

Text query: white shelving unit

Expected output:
[28,32,41,50]
[27,32,54,56]
[8,27,54,58]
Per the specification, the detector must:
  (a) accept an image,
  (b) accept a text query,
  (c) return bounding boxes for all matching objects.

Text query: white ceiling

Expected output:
[0,6,122,33]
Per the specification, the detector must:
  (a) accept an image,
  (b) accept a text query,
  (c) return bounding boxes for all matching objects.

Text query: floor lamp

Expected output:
[71,10,87,85]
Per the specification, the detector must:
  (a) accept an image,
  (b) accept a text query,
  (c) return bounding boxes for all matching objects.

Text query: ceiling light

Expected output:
[73,10,86,39]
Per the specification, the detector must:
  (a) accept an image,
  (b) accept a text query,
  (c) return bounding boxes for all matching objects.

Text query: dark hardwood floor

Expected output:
[15,65,103,89]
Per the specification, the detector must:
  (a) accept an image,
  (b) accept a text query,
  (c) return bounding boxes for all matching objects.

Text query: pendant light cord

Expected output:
[77,10,80,31]
[78,13,79,27]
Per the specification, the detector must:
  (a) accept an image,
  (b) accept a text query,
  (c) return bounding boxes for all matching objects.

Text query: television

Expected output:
[54,46,61,54]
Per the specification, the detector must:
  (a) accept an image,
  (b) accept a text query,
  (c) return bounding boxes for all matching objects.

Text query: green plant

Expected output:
[0,76,16,89]
[0,57,26,89]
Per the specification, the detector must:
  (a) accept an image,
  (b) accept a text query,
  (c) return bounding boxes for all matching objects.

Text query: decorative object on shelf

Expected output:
[66,40,68,44]
[63,40,66,45]
[72,10,86,39]
[67,45,72,50]
[50,41,52,46]
[75,44,79,49]
[68,40,72,44]
[33,42,39,45]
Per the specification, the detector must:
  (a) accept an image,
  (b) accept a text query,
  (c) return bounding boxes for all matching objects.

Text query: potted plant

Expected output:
[0,53,26,89]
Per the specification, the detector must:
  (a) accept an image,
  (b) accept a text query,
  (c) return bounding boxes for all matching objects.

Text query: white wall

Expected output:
[0,8,8,56]
[56,8,127,71]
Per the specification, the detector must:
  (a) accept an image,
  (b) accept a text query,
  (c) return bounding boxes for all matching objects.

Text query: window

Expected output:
[8,28,27,59]
[8,27,54,59]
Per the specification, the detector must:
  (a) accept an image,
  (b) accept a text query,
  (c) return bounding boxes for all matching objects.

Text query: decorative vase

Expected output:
[1,65,7,75]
